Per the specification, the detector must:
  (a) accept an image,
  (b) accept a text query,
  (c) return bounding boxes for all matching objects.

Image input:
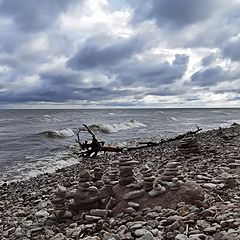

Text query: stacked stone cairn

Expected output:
[142,166,155,192]
[74,170,99,208]
[178,136,198,154]
[93,166,103,181]
[149,180,166,197]
[85,208,110,222]
[52,185,68,219]
[160,161,183,191]
[119,154,138,186]
[108,168,119,184]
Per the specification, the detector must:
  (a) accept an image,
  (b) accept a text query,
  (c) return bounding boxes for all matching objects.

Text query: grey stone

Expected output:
[138,232,155,240]
[124,189,145,200]
[175,234,189,240]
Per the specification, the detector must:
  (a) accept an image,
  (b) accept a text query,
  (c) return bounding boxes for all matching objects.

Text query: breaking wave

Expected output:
[89,120,146,133]
[0,152,79,184]
[39,128,75,138]
[169,117,178,121]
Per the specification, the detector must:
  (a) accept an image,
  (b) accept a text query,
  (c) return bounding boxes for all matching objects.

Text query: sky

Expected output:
[0,0,240,109]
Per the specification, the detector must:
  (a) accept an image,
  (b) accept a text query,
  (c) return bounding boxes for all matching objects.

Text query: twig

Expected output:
[185,224,189,236]
[217,194,226,203]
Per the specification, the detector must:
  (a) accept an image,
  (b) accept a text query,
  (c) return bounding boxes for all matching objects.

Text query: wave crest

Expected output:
[89,120,146,133]
[40,128,75,138]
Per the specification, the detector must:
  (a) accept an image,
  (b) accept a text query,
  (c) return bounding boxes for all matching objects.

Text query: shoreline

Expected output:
[1,123,240,239]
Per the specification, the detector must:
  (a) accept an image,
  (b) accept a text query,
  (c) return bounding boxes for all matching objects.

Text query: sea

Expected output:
[0,108,240,184]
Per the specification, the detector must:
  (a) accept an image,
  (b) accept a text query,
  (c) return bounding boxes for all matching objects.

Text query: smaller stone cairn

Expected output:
[178,136,198,154]
[85,209,110,222]
[119,154,137,186]
[74,170,99,207]
[52,185,67,219]
[149,181,166,197]
[142,167,155,192]
[93,166,103,181]
[161,161,183,190]
[108,168,119,184]
[161,162,180,181]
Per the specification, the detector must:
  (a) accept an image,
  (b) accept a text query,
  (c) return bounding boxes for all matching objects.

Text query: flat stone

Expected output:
[175,234,189,240]
[35,209,49,218]
[85,215,102,222]
[57,186,67,194]
[138,232,154,240]
[166,162,179,168]
[119,160,138,166]
[90,209,108,217]
[149,187,166,197]
[135,229,152,237]
[128,201,140,209]
[129,223,144,231]
[143,176,155,181]
[50,233,67,240]
[203,183,217,190]
[124,189,145,200]
[203,226,217,234]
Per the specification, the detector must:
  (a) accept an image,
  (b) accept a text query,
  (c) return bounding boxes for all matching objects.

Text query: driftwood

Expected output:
[75,125,202,156]
[127,127,202,151]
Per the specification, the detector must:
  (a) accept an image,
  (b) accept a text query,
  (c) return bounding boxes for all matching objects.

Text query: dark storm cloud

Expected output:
[67,34,147,70]
[222,35,240,62]
[190,66,238,87]
[0,0,76,32]
[132,0,217,30]
[201,54,216,66]
[0,86,131,104]
[114,54,189,87]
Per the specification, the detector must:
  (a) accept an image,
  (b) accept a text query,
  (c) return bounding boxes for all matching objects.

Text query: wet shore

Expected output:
[0,124,240,240]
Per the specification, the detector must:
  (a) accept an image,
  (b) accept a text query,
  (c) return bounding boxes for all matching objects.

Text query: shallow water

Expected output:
[0,108,240,183]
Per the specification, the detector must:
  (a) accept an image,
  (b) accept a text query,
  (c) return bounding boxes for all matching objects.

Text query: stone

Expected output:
[90,209,108,217]
[128,201,140,209]
[50,233,67,240]
[14,226,23,237]
[35,209,49,218]
[135,229,152,237]
[149,183,166,197]
[203,226,217,234]
[138,232,155,240]
[80,237,101,240]
[175,234,189,240]
[85,215,102,222]
[202,183,217,190]
[124,189,145,200]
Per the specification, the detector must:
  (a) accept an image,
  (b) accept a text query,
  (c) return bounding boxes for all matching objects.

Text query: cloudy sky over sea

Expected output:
[0,0,240,108]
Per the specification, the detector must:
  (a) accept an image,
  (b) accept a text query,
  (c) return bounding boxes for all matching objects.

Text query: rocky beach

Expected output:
[1,124,240,240]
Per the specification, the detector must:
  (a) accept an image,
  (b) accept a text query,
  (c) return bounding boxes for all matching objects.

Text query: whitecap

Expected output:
[89,120,146,133]
[39,128,75,138]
